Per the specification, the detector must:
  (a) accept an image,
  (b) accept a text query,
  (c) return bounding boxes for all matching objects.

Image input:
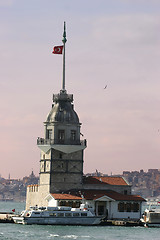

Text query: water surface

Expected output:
[0,201,159,240]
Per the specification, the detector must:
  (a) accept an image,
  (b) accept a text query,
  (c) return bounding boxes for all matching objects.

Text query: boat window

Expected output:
[33,212,41,214]
[65,213,72,217]
[39,207,46,210]
[50,213,57,217]
[57,213,64,217]
[73,213,80,217]
[81,213,87,217]
[153,213,160,219]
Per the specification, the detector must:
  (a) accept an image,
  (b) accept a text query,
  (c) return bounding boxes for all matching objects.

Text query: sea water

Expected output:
[0,201,160,240]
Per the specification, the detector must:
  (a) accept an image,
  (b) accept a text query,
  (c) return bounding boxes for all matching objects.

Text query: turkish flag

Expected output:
[52,46,63,54]
[12,209,15,212]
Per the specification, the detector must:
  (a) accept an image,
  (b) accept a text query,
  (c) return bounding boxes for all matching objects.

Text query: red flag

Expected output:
[12,209,15,212]
[52,46,63,54]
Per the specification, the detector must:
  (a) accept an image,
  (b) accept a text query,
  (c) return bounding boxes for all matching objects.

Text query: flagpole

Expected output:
[62,22,67,92]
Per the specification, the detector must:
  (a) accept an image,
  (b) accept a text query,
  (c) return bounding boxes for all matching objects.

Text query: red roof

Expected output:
[51,193,81,200]
[79,190,145,202]
[50,190,145,202]
[83,176,128,186]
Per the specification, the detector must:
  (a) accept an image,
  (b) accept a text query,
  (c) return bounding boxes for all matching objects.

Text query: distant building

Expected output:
[23,170,38,186]
[121,169,160,198]
[26,23,145,220]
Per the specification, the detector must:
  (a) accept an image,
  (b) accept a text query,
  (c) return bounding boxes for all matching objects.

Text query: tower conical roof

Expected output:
[46,91,79,124]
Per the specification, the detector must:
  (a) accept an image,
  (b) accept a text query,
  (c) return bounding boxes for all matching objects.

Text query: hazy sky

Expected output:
[1,0,160,178]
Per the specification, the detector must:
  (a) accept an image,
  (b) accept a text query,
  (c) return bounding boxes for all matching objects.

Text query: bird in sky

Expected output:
[104,85,107,89]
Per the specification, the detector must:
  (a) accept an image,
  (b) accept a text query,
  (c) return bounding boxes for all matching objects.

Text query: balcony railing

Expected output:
[37,138,87,147]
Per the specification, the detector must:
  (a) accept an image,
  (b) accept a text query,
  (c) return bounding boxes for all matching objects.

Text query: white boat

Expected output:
[12,204,102,225]
[140,208,160,227]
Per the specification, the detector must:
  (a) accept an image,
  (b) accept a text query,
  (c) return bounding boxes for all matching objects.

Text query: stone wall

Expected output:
[50,149,83,192]
[25,185,49,210]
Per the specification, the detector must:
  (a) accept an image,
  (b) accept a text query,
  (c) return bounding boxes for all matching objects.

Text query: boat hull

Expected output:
[13,216,101,225]
[145,223,160,228]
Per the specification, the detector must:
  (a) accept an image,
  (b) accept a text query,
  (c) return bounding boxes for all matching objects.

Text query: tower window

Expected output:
[71,130,76,141]
[58,130,65,143]
[47,129,52,139]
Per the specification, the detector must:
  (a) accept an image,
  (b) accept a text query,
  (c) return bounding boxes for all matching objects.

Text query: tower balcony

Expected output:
[37,137,87,147]
[37,137,87,154]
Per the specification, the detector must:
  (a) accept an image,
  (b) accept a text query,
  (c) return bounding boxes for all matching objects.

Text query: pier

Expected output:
[100,219,144,227]
[0,212,14,223]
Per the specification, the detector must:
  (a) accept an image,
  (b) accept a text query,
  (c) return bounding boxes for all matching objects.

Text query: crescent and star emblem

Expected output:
[52,46,63,54]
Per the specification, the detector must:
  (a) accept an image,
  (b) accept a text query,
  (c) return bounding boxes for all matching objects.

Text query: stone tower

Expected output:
[37,90,86,193]
[37,23,86,193]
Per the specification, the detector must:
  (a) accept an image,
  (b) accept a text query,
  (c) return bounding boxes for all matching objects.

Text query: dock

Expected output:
[0,212,14,223]
[100,219,144,227]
